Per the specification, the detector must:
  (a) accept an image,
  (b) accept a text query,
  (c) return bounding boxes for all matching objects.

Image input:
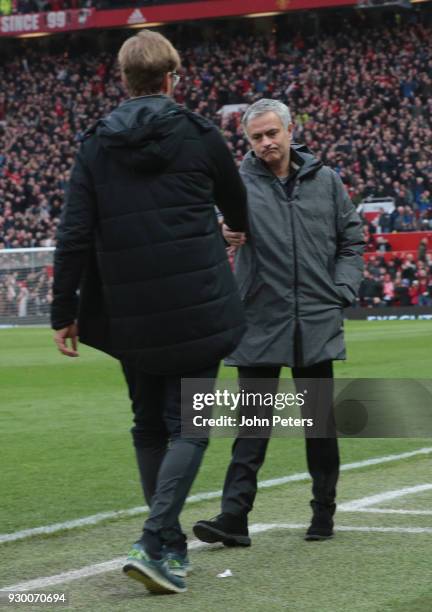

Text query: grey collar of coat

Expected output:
[240,143,323,181]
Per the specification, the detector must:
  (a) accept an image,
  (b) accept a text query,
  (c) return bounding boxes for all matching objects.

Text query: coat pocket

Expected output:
[333,284,355,308]
[234,245,260,302]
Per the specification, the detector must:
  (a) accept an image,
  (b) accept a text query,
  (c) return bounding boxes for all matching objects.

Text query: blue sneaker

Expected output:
[123,543,187,594]
[166,550,192,578]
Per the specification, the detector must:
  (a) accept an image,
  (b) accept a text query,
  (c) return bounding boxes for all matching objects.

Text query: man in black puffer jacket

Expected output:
[51,30,247,595]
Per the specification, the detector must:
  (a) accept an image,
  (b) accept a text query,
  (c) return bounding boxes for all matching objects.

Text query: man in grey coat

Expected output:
[193,99,364,544]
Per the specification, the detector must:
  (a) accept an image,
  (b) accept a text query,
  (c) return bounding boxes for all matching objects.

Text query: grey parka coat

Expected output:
[225,144,365,368]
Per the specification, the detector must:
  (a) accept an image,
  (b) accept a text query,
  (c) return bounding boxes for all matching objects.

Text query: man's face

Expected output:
[246,112,293,168]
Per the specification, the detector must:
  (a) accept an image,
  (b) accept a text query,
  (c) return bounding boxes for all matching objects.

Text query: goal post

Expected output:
[0,247,54,326]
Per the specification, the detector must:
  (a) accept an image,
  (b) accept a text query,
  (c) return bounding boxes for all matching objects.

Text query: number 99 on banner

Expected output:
[46,11,66,29]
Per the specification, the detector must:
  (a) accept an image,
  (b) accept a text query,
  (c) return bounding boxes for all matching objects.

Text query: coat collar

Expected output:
[240,143,323,181]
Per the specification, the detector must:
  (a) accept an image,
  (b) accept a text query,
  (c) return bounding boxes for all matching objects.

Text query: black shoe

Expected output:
[193,514,251,547]
[304,501,336,541]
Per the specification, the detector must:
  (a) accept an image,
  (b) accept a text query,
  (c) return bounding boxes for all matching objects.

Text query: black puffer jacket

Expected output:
[51,95,248,374]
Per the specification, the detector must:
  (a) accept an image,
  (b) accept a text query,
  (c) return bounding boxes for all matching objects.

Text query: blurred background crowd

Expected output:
[1,12,431,249]
[1,0,198,15]
[0,7,431,316]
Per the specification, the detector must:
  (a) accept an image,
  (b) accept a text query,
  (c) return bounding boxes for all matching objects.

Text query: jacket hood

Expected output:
[91,95,188,172]
[240,142,323,180]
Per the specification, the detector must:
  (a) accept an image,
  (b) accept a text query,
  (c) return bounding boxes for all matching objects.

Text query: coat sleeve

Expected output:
[331,171,365,305]
[51,147,97,330]
[204,128,248,232]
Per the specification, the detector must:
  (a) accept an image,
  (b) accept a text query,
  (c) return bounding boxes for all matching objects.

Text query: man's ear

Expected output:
[161,73,171,96]
[120,73,129,95]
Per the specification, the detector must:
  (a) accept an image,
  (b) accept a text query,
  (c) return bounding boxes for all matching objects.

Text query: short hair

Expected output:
[242,99,292,132]
[118,30,181,97]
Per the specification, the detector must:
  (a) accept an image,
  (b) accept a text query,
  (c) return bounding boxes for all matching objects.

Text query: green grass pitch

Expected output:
[0,321,431,611]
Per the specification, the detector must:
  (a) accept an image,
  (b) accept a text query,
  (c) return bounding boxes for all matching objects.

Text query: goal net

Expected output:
[0,248,54,326]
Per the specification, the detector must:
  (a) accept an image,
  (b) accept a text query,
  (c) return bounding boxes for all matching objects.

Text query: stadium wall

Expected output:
[2,308,432,328]
[374,232,432,252]
[345,306,432,321]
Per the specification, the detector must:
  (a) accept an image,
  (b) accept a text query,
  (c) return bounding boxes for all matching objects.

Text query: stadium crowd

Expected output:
[0,258,52,317]
[2,245,431,318]
[0,10,431,314]
[359,250,432,308]
[1,0,93,14]
[1,13,432,249]
[2,0,200,15]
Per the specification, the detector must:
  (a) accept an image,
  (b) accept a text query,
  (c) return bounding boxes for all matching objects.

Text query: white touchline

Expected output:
[253,523,432,535]
[2,522,432,593]
[344,508,432,516]
[1,446,431,545]
[338,483,432,511]
[0,540,204,593]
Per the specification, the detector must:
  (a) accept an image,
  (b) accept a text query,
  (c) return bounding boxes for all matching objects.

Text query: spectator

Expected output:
[367,255,382,278]
[419,279,432,306]
[377,208,392,233]
[17,282,29,317]
[392,205,416,232]
[409,280,421,306]
[376,236,392,252]
[358,270,383,307]
[401,255,417,282]
[394,278,412,306]
[418,191,431,214]
[403,206,416,231]
[417,268,430,296]
[382,273,395,305]
[418,237,429,263]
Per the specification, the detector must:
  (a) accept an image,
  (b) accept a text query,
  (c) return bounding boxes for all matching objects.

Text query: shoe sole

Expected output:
[193,523,251,547]
[123,561,187,594]
[304,533,334,542]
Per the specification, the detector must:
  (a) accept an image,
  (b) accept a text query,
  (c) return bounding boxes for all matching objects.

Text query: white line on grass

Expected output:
[343,508,432,516]
[1,446,432,545]
[2,521,432,592]
[0,541,209,593]
[338,483,432,511]
[252,523,432,535]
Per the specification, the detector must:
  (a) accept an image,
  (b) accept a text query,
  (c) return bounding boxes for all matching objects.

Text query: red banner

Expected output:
[0,0,360,38]
[0,8,96,36]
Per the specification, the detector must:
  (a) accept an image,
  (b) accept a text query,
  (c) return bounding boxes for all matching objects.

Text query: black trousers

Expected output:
[121,361,218,547]
[221,361,340,517]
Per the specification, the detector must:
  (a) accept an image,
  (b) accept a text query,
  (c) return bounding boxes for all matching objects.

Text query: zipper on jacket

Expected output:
[286,187,303,368]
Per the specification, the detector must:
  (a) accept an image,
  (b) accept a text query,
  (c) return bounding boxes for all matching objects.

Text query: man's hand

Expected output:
[54,323,79,357]
[222,224,247,247]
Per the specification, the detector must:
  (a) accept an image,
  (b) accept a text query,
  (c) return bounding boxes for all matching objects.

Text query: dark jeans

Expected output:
[222,361,339,517]
[121,361,219,548]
